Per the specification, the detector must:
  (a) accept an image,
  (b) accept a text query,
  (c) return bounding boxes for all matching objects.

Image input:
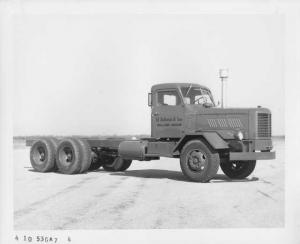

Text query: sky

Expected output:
[13,13,284,136]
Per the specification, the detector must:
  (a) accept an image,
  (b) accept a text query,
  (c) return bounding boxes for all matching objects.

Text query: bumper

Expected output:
[229,151,276,161]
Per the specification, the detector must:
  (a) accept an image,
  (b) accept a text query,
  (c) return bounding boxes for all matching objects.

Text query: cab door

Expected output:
[151,89,185,138]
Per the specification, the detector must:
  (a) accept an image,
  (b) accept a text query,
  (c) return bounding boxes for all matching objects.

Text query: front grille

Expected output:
[257,113,271,138]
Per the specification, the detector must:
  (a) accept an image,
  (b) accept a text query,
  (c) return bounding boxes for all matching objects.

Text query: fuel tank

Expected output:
[118,140,148,160]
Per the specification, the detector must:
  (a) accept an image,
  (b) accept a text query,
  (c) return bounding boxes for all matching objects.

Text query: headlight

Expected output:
[235,131,244,140]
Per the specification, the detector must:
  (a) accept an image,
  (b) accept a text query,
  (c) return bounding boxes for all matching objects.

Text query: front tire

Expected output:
[180,140,220,182]
[220,160,256,179]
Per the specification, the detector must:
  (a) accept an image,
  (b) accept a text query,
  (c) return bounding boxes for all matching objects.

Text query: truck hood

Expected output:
[184,106,271,140]
[185,106,271,115]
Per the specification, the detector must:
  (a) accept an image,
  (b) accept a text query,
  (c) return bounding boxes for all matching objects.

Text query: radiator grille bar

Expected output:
[257,113,271,138]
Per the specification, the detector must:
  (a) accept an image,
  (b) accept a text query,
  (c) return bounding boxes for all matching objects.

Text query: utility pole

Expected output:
[219,69,229,108]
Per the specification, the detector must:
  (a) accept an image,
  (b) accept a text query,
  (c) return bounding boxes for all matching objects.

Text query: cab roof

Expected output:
[151,83,210,92]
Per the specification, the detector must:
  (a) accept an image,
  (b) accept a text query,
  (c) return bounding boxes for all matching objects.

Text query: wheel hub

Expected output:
[231,161,244,171]
[66,154,72,162]
[37,147,46,162]
[39,152,45,161]
[187,150,207,171]
[62,147,73,163]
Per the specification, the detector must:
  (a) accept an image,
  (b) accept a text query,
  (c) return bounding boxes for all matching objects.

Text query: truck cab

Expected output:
[147,82,275,181]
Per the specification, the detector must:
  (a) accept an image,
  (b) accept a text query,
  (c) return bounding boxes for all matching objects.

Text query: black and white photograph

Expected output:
[1,0,300,244]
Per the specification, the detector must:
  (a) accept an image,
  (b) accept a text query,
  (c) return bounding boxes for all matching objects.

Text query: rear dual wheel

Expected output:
[30,138,58,172]
[30,138,91,174]
[30,138,130,174]
[55,138,91,174]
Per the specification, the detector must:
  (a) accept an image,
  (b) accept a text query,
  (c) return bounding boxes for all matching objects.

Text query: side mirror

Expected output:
[148,93,152,107]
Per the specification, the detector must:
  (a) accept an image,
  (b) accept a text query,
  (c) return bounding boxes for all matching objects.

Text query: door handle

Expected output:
[153,112,159,116]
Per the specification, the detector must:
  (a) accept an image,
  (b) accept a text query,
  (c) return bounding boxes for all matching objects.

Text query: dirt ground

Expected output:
[14,137,284,230]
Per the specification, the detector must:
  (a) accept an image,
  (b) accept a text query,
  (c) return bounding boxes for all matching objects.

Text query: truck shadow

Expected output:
[212,174,259,183]
[109,169,186,182]
[27,168,259,183]
[108,169,259,183]
[28,168,53,173]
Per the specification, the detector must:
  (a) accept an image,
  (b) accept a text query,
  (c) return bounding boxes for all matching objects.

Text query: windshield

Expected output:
[180,86,215,107]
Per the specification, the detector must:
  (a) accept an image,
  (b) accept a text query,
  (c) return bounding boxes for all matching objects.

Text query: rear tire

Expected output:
[48,137,59,171]
[180,140,220,182]
[56,138,82,174]
[220,160,256,179]
[30,138,57,172]
[76,138,92,173]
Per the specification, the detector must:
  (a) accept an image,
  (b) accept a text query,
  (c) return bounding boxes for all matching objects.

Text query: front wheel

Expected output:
[180,140,220,182]
[220,160,256,179]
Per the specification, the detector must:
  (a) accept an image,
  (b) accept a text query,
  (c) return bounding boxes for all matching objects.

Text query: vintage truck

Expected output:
[27,83,275,182]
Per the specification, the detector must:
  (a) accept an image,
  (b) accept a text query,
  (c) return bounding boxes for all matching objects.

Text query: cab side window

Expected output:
[157,90,181,106]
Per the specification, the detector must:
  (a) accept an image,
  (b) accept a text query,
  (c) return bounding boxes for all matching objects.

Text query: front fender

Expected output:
[173,132,228,154]
[202,132,229,149]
